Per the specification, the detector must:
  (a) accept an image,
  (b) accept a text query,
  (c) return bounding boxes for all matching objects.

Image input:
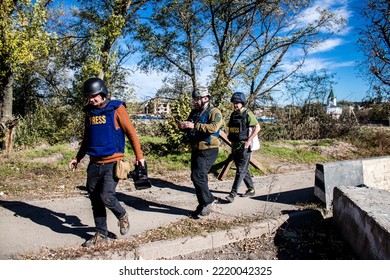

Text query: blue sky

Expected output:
[296,0,370,103]
[129,0,371,104]
[63,0,370,104]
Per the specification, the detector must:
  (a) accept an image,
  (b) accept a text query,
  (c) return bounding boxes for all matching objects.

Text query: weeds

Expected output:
[261,142,328,163]
[342,127,390,157]
[16,215,267,260]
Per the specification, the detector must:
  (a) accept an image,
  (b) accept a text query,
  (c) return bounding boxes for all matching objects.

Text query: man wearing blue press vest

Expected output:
[178,86,223,218]
[69,78,145,247]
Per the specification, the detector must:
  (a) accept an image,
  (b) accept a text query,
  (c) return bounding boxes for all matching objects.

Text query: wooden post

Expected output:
[217,153,234,180]
[0,118,18,153]
[218,131,267,181]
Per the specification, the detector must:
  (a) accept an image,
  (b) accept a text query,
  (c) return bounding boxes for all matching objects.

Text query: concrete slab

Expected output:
[333,186,390,259]
[314,160,363,210]
[362,156,390,191]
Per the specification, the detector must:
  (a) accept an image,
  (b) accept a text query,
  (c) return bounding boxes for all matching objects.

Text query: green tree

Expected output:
[68,0,148,96]
[0,0,53,152]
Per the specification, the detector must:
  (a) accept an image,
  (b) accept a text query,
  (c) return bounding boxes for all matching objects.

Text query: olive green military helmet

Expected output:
[192,86,210,99]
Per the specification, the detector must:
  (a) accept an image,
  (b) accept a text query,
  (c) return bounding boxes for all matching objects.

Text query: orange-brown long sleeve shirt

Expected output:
[75,103,144,164]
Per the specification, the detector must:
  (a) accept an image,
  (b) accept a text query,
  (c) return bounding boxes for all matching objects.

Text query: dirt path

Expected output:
[0,140,361,259]
[0,170,318,259]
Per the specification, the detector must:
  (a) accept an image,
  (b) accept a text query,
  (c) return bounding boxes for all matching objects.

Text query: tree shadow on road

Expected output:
[0,200,93,240]
[148,177,194,194]
[117,192,190,217]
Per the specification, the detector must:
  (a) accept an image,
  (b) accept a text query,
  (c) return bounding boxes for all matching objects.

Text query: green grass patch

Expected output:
[261,142,327,163]
[147,152,191,173]
[22,144,69,159]
[0,160,51,176]
[140,136,166,143]
[311,139,334,147]
[0,161,21,176]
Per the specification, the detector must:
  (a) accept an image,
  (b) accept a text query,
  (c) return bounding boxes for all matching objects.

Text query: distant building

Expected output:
[326,87,343,119]
[254,106,277,122]
[144,99,171,115]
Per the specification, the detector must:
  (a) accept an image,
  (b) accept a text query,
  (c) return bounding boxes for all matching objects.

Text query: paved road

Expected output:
[0,170,315,259]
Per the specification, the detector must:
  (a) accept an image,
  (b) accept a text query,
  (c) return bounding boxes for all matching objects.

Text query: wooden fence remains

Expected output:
[218,131,267,180]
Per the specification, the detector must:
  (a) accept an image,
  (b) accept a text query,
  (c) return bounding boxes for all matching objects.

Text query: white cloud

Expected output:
[309,38,344,54]
[296,0,352,34]
[288,0,359,73]
[281,56,356,75]
[128,70,164,101]
[299,57,356,73]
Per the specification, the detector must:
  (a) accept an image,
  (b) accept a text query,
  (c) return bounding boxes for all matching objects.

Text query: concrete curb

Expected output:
[99,214,291,260]
[137,215,290,260]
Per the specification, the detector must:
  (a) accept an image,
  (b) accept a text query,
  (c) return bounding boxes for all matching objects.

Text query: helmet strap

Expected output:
[200,100,210,113]
[97,97,109,107]
[201,96,210,107]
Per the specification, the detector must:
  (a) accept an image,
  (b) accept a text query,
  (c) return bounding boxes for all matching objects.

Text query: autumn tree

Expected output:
[206,0,343,107]
[0,0,53,152]
[136,0,344,108]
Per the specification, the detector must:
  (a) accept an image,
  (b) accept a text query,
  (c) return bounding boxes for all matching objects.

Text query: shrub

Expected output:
[260,115,358,141]
[15,104,82,147]
[159,95,192,153]
[131,119,166,137]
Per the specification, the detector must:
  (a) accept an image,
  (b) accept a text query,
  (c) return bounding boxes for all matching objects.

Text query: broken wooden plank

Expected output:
[218,131,267,180]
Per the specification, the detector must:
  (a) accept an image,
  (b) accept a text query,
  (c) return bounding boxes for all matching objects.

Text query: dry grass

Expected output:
[16,215,266,260]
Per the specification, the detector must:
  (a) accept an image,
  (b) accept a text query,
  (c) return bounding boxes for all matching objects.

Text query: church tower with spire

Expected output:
[327,87,337,107]
[326,87,342,118]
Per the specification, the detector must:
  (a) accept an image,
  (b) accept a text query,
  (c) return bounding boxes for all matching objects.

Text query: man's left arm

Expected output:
[195,108,223,134]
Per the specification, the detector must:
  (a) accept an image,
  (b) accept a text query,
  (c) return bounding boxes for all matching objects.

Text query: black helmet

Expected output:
[83,78,109,97]
[231,92,246,105]
[192,86,210,99]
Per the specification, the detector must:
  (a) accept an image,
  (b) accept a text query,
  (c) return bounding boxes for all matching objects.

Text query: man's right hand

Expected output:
[69,159,78,171]
[180,121,194,129]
